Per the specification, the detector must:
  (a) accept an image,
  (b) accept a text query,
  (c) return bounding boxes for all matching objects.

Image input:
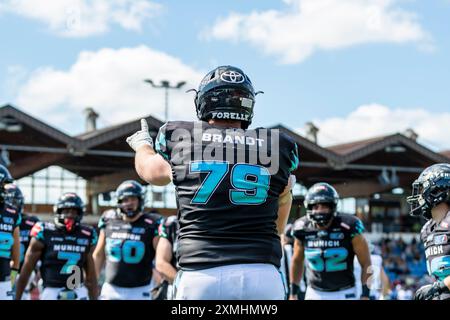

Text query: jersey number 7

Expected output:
[189,161,270,205]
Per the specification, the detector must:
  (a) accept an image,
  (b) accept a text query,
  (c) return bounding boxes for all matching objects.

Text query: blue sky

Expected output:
[1,0,449,150]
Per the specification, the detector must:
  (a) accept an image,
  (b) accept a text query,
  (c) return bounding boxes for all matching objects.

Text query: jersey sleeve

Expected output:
[98,210,116,230]
[155,123,169,161]
[292,218,307,242]
[349,216,365,239]
[98,214,107,230]
[30,221,45,243]
[15,212,22,228]
[288,142,300,172]
[90,228,99,247]
[158,218,169,239]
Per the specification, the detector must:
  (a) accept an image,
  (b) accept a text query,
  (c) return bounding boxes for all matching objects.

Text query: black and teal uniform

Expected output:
[18,214,40,270]
[30,221,97,288]
[0,203,21,282]
[99,209,161,287]
[292,214,365,292]
[155,121,299,271]
[420,211,450,300]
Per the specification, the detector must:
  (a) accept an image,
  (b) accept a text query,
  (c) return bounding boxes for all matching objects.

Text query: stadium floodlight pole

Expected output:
[143,79,186,122]
[143,79,186,208]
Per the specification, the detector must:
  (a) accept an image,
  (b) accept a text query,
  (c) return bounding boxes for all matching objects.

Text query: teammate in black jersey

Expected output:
[290,182,371,300]
[3,183,40,299]
[0,166,21,300]
[407,163,450,300]
[155,215,179,299]
[15,193,98,300]
[127,65,298,299]
[93,180,161,300]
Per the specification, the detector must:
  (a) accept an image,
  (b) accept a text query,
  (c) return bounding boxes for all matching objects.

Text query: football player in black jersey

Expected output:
[0,165,21,300]
[3,183,40,299]
[290,182,372,300]
[127,65,298,299]
[407,163,450,300]
[15,193,98,300]
[155,215,179,299]
[93,180,161,300]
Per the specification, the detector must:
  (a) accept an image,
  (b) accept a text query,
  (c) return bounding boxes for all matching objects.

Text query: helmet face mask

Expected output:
[407,163,450,220]
[4,184,24,214]
[116,180,145,218]
[307,203,335,227]
[304,183,339,227]
[194,66,258,129]
[53,193,85,232]
[118,196,140,218]
[0,165,13,204]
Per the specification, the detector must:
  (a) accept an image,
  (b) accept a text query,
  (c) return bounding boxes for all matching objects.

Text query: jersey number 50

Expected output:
[190,161,270,205]
[106,239,145,264]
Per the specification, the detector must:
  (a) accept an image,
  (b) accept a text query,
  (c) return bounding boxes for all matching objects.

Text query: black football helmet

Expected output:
[116,180,145,218]
[304,182,339,227]
[193,65,260,129]
[4,183,24,214]
[53,193,85,232]
[407,163,450,220]
[0,165,13,204]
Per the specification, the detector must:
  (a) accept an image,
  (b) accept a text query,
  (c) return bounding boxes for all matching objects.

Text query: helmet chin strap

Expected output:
[119,204,139,218]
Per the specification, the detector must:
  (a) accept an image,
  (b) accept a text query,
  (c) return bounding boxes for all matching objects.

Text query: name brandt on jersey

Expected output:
[111,232,141,241]
[52,244,87,253]
[202,133,265,146]
[307,240,341,248]
[425,245,444,258]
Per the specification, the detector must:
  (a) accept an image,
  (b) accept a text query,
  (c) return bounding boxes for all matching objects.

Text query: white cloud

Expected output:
[204,0,432,64]
[14,46,204,133]
[296,104,450,150]
[0,0,162,37]
[1,65,29,97]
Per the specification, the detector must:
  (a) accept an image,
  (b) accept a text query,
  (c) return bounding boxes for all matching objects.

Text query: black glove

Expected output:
[151,280,169,300]
[414,281,450,300]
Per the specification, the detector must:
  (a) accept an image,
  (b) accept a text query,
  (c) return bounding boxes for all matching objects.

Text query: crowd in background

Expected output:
[375,237,432,300]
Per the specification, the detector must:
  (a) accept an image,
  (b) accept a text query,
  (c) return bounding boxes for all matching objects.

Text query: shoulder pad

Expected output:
[142,213,158,225]
[293,217,308,231]
[80,225,94,237]
[45,222,56,231]
[102,209,119,221]
[165,215,178,226]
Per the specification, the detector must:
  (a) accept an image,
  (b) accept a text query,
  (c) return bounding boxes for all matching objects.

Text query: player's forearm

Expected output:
[290,259,303,286]
[11,229,21,269]
[10,247,20,270]
[135,146,171,186]
[444,275,450,290]
[15,264,33,300]
[85,277,99,300]
[92,250,105,279]
[276,192,292,235]
[289,258,303,299]
[156,260,177,283]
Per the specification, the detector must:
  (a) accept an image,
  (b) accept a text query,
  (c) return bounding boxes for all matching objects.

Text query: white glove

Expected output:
[126,119,154,151]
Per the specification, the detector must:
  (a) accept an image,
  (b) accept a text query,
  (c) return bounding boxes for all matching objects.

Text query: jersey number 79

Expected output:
[190,161,270,205]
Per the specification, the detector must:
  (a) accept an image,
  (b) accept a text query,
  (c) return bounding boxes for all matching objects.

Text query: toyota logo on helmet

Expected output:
[220,71,245,83]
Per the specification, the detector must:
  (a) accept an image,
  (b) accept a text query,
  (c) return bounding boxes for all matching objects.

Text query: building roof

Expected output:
[2,103,450,197]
